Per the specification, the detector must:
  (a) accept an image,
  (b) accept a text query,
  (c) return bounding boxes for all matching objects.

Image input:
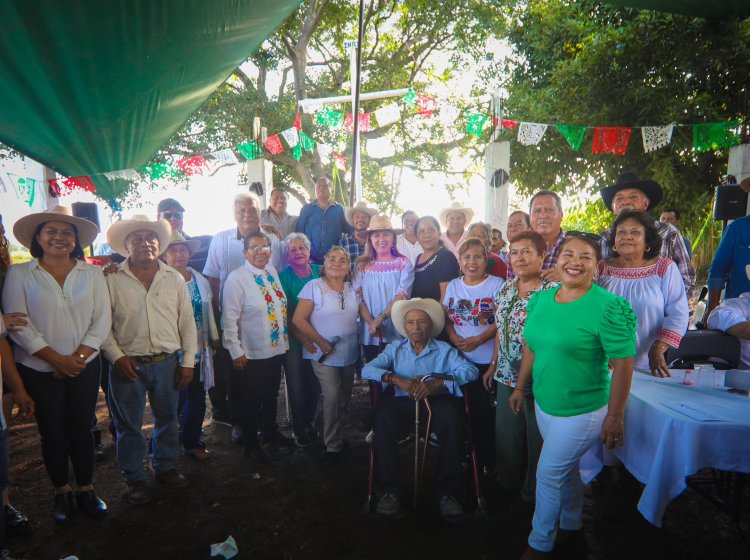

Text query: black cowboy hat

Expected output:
[599,172,663,212]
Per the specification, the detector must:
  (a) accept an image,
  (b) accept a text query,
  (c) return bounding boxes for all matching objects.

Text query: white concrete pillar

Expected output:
[484,141,510,233]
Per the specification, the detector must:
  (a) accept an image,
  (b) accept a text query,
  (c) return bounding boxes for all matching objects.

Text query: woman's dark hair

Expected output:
[30,222,85,260]
[243,231,271,252]
[560,233,602,262]
[509,231,546,257]
[608,210,662,259]
[413,215,444,248]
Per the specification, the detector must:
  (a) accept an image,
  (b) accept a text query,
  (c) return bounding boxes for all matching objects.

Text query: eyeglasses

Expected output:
[248,245,272,254]
[567,231,602,244]
[161,211,183,220]
[338,291,345,310]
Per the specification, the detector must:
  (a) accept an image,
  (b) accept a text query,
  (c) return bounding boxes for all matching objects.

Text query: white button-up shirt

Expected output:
[3,259,112,372]
[202,227,282,304]
[706,292,750,370]
[101,259,197,368]
[221,262,289,360]
[396,234,423,265]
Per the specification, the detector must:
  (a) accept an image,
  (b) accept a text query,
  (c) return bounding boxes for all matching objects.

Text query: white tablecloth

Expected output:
[581,370,750,527]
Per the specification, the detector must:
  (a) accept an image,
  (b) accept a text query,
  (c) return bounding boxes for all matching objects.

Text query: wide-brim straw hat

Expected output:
[439,202,474,228]
[14,205,100,249]
[391,298,445,338]
[599,172,663,212]
[165,230,201,254]
[365,215,404,235]
[345,201,377,225]
[107,215,172,256]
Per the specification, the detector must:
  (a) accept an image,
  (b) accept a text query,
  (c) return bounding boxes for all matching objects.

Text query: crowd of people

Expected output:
[0,168,741,559]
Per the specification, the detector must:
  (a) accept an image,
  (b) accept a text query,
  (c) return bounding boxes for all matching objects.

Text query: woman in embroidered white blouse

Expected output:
[221,231,292,463]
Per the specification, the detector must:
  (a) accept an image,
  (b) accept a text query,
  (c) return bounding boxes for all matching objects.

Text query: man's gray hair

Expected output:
[234,192,260,209]
[529,189,563,214]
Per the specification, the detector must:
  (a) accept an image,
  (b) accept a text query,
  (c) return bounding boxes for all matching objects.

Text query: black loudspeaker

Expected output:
[72,202,100,230]
[713,184,748,221]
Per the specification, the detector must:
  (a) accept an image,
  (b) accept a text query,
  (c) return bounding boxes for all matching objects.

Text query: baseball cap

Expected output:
[157,198,185,213]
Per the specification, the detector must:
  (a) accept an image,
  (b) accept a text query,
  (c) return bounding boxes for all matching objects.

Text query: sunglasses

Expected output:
[160,211,184,220]
[567,230,602,244]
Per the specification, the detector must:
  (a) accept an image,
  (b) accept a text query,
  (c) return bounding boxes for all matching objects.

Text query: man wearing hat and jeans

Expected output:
[339,201,377,270]
[439,202,474,259]
[102,216,197,504]
[363,298,478,520]
[599,172,695,297]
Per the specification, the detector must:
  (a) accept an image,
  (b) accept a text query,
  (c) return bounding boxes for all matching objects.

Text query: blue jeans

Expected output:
[178,363,206,451]
[108,355,180,484]
[284,351,321,437]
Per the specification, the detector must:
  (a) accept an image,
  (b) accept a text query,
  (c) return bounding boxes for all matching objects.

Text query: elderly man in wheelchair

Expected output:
[362,298,478,521]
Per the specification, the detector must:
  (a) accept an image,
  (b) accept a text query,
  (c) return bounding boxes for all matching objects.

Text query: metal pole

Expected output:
[349,0,365,205]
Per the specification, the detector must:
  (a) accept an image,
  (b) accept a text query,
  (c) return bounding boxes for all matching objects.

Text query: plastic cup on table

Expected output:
[682,369,695,386]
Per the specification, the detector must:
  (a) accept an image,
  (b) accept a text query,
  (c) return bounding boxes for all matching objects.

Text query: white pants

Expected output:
[528,403,607,552]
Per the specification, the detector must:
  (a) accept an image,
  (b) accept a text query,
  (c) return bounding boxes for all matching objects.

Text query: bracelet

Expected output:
[606,414,625,424]
[378,311,389,320]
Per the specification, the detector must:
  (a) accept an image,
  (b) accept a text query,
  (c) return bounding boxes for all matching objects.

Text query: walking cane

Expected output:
[412,373,453,507]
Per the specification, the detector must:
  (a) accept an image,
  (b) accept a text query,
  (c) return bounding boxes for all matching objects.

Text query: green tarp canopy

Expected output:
[0,0,301,179]
[602,0,750,20]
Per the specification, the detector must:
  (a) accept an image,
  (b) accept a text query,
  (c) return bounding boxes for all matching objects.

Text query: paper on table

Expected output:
[661,400,731,422]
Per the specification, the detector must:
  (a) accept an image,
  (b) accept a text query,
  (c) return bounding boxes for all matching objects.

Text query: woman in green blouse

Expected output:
[510,234,636,559]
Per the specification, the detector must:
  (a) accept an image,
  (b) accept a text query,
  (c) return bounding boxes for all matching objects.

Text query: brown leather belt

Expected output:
[131,352,175,364]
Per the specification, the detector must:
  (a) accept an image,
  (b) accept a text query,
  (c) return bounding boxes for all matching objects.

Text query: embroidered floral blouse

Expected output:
[492,277,557,388]
[221,261,289,360]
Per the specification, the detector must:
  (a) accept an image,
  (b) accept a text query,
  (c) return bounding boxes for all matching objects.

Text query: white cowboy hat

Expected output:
[365,215,405,236]
[165,230,201,254]
[439,202,474,228]
[13,205,100,249]
[391,298,445,338]
[345,201,377,225]
[107,214,172,256]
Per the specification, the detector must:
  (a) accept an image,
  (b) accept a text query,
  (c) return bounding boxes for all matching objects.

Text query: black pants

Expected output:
[208,345,243,423]
[20,357,100,488]
[92,357,116,445]
[465,371,496,470]
[374,395,464,499]
[239,355,284,451]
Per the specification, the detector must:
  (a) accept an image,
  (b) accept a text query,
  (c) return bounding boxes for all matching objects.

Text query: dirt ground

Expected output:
[3,379,748,560]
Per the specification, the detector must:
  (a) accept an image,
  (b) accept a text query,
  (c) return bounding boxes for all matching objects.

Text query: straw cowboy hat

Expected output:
[345,201,377,225]
[439,202,474,228]
[107,214,172,256]
[13,205,99,249]
[391,298,445,338]
[599,172,663,212]
[365,215,404,236]
[165,230,201,254]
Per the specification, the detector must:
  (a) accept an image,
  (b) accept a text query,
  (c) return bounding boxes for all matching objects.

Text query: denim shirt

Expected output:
[295,201,354,262]
[362,338,478,397]
[708,214,750,299]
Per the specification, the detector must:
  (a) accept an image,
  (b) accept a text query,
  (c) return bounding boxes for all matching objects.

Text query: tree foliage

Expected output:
[151,0,505,212]
[499,0,750,238]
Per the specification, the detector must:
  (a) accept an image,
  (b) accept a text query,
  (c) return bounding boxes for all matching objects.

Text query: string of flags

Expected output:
[23,83,744,207]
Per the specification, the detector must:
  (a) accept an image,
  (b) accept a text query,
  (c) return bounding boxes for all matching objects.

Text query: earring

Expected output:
[645,246,650,252]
